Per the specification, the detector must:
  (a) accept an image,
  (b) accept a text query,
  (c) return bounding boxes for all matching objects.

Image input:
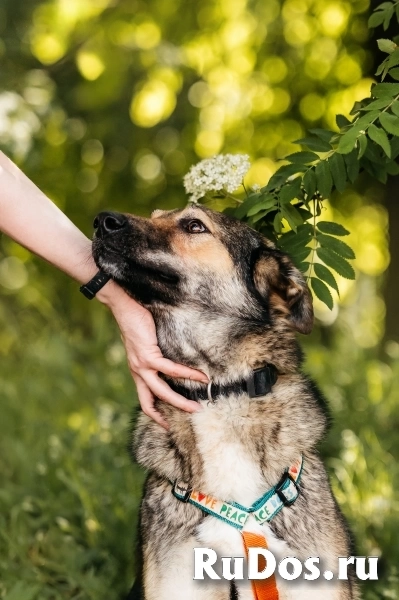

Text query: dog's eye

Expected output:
[185,219,207,234]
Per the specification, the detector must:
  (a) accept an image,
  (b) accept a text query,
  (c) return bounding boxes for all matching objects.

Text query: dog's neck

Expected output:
[153,304,301,385]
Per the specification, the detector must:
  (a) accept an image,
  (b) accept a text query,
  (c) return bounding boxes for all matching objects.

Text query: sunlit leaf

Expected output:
[317,248,356,279]
[337,128,359,154]
[368,123,391,157]
[377,38,397,53]
[379,112,399,135]
[372,82,399,98]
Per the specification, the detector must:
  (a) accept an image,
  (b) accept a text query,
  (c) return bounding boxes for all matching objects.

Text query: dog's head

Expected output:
[92,205,313,338]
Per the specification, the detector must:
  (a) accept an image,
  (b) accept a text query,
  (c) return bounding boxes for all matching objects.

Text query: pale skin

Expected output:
[0,151,207,427]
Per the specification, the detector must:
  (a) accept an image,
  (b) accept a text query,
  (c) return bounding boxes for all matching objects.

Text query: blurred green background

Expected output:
[0,0,398,598]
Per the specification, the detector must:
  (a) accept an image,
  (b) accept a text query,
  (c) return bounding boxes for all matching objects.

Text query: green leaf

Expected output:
[310,277,333,310]
[279,178,302,203]
[328,153,347,193]
[252,208,277,223]
[278,223,313,251]
[313,263,339,294]
[309,128,336,142]
[378,38,397,53]
[337,128,359,154]
[273,212,283,234]
[293,137,332,152]
[315,160,333,198]
[317,248,356,280]
[372,82,399,98]
[360,98,393,111]
[368,11,386,28]
[262,164,306,192]
[350,101,363,116]
[355,111,382,128]
[387,48,399,68]
[336,114,351,129]
[386,160,399,174]
[246,197,277,216]
[368,123,392,157]
[379,111,399,135]
[298,261,310,274]
[376,56,389,76]
[280,203,304,232]
[296,206,313,221]
[392,136,399,158]
[344,149,360,183]
[391,101,399,116]
[389,67,399,80]
[303,168,317,199]
[316,233,356,259]
[383,5,394,29]
[316,221,350,236]
[234,195,265,218]
[358,134,368,158]
[289,246,312,267]
[375,2,394,9]
[285,151,319,163]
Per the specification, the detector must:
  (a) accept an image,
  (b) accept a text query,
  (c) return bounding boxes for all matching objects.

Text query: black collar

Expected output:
[168,364,278,402]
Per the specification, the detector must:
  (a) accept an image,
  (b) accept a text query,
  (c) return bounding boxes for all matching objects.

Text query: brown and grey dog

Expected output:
[92,205,358,600]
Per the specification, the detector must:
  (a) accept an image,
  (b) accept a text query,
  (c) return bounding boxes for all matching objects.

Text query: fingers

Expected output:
[152,357,209,383]
[134,375,169,429]
[139,371,202,413]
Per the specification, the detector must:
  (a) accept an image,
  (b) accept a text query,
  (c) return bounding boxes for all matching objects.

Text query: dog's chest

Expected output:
[191,400,268,509]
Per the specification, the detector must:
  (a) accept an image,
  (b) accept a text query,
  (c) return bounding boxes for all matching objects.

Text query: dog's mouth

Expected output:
[92,238,180,292]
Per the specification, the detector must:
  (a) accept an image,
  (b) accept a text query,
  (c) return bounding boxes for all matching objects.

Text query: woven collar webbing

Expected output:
[171,456,303,530]
[168,364,278,402]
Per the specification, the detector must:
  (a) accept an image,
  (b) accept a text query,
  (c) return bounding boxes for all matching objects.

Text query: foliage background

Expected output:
[0,0,398,598]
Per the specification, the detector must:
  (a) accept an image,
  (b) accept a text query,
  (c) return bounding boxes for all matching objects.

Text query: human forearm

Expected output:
[0,151,96,284]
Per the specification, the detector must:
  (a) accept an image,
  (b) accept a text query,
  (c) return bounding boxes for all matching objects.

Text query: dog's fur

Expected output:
[92,205,358,600]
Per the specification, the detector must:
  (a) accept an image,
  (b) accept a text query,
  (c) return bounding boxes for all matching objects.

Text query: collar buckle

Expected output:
[172,480,192,503]
[275,472,299,507]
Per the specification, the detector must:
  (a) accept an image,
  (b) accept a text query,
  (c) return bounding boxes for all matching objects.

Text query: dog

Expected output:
[92,204,358,600]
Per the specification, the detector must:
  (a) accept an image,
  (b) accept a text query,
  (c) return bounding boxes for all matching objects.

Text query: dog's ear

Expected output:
[253,249,314,334]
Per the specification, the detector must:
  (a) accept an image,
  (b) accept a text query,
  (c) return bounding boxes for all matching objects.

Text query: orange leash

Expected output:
[242,531,279,600]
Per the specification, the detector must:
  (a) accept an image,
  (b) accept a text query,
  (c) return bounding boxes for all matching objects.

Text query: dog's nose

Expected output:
[93,211,127,237]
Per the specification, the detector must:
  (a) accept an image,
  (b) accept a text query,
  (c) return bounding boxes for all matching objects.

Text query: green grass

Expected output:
[0,293,398,599]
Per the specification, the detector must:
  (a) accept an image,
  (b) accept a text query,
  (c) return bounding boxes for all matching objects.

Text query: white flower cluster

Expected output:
[183,153,250,201]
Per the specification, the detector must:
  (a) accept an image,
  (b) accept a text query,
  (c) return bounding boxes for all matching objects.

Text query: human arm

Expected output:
[0,151,206,426]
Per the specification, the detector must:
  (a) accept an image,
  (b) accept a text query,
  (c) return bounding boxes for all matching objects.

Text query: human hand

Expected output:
[97,282,208,428]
